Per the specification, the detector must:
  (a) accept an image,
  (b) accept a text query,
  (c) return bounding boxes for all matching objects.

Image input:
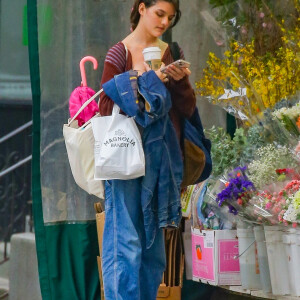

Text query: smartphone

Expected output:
[161,59,191,73]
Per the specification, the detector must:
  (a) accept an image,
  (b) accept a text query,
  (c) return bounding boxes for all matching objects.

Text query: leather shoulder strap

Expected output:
[169,42,181,61]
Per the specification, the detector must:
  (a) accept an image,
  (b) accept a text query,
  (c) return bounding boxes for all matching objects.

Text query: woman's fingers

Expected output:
[143,62,190,82]
[183,68,192,76]
[164,65,191,81]
[165,65,180,77]
[143,62,151,72]
[160,71,169,82]
[143,62,168,82]
[151,64,169,83]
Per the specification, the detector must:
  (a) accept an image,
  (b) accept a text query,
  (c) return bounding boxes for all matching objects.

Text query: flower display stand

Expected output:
[220,285,300,299]
[253,226,272,293]
[282,228,300,296]
[264,226,290,295]
[237,227,261,290]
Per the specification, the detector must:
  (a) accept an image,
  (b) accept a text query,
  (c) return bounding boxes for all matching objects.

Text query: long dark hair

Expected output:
[130,0,181,31]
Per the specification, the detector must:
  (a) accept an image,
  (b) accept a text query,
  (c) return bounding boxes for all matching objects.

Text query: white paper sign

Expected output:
[204,231,214,248]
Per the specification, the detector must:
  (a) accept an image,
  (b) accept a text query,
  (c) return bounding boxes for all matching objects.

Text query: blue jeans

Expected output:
[102,179,166,300]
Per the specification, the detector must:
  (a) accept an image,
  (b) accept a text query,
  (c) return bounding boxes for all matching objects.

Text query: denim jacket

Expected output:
[103,70,183,248]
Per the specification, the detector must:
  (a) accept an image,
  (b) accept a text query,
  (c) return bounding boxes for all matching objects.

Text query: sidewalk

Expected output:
[0,242,10,298]
[0,277,9,299]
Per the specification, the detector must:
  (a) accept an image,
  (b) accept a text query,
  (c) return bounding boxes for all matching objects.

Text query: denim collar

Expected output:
[102,70,172,127]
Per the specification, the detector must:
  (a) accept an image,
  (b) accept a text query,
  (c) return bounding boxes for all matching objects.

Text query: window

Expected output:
[0,0,31,102]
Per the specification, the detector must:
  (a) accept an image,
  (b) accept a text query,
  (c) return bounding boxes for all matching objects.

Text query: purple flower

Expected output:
[228,205,238,215]
[216,166,255,215]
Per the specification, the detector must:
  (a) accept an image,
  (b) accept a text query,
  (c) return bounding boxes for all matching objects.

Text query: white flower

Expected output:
[248,144,297,188]
[283,204,300,223]
[272,102,300,120]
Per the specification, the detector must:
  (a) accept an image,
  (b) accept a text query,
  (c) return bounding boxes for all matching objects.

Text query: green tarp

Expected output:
[28,1,100,299]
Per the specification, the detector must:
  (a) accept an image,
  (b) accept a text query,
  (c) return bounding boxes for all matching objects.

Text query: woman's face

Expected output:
[139,1,176,37]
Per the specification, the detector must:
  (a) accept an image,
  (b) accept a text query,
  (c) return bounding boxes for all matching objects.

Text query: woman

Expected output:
[99,1,196,299]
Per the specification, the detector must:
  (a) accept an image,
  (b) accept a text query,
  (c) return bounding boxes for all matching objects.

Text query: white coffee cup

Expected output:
[142,47,162,70]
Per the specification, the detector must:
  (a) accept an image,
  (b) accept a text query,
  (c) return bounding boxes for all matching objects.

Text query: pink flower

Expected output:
[293,222,297,228]
[265,202,272,210]
[275,206,281,214]
[262,22,267,28]
[259,12,265,18]
[280,199,286,206]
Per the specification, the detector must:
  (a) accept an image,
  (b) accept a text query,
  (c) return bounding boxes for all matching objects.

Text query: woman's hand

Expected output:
[143,62,169,83]
[162,64,191,81]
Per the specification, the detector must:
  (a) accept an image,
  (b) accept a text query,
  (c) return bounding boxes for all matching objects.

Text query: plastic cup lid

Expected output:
[142,47,161,54]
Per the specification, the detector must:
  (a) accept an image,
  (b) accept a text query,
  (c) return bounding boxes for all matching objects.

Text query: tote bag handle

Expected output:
[112,103,121,115]
[68,88,103,126]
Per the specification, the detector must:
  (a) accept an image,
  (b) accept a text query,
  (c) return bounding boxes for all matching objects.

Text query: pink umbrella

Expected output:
[69,56,99,126]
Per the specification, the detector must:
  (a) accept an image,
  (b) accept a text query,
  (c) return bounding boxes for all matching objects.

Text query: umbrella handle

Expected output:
[80,56,98,87]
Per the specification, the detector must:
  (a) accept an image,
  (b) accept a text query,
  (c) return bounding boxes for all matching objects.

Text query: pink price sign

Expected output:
[218,240,240,274]
[192,232,215,281]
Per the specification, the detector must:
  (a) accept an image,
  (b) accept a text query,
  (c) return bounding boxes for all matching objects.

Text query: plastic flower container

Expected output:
[297,228,300,289]
[282,227,300,296]
[237,227,261,290]
[264,225,290,295]
[253,226,272,293]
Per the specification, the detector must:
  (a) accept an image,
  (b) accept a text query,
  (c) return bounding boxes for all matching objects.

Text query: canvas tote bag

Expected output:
[91,104,145,180]
[63,89,104,198]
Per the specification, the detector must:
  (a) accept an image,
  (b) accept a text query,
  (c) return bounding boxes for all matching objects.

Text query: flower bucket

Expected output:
[282,227,300,296]
[264,226,290,295]
[296,228,300,292]
[253,226,272,293]
[237,227,261,290]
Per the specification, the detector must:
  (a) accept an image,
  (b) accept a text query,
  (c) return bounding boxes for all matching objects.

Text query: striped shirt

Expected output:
[104,42,185,73]
[100,42,195,140]
[104,42,128,73]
